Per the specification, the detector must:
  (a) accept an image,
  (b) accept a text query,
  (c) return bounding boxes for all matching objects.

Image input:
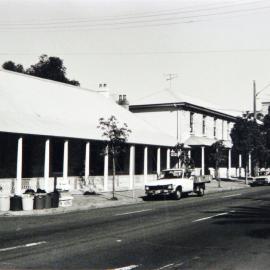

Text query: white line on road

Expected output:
[112,265,139,270]
[222,193,241,198]
[158,263,174,269]
[192,212,229,223]
[115,209,152,216]
[0,241,47,252]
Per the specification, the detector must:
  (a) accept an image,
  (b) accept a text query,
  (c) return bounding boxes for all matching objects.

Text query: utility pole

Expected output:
[253,80,256,121]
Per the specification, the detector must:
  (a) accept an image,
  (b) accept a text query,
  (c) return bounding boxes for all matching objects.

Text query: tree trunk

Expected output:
[245,165,248,185]
[112,155,116,200]
[216,162,221,188]
[254,161,259,177]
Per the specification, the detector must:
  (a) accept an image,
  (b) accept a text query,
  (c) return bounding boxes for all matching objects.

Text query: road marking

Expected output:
[174,262,184,267]
[112,265,138,270]
[0,241,47,252]
[192,212,229,223]
[115,209,152,216]
[116,239,122,243]
[158,263,174,269]
[222,193,241,198]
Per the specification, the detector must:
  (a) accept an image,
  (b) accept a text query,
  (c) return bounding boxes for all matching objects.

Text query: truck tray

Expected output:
[193,175,212,184]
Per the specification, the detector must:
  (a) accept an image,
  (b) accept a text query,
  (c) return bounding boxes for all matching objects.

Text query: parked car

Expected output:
[145,169,211,200]
[250,170,270,187]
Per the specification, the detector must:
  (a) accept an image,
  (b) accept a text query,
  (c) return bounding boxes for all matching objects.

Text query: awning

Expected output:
[184,135,232,148]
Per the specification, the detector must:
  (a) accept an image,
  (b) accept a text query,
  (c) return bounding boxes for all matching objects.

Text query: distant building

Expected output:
[129,89,242,178]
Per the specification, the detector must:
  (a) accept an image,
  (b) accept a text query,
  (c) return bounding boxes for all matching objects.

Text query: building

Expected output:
[129,89,242,178]
[0,70,177,196]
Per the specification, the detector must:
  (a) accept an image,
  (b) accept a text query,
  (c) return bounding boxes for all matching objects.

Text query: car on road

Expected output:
[145,169,211,200]
[250,170,270,187]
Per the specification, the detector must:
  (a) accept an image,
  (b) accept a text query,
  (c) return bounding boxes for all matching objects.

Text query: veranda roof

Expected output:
[0,70,176,147]
[184,135,232,148]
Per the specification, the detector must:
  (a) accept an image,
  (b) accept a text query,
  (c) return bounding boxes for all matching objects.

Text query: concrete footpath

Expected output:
[0,179,250,217]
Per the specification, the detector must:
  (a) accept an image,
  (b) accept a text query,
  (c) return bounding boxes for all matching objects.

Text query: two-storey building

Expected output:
[129,90,240,178]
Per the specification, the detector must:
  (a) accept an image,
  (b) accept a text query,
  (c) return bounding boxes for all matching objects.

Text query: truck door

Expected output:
[185,176,195,192]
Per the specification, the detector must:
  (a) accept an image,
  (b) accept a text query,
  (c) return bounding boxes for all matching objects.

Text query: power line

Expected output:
[1,48,270,56]
[0,0,266,26]
[0,2,270,31]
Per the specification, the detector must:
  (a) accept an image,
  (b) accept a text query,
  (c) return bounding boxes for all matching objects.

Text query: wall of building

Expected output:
[134,109,234,143]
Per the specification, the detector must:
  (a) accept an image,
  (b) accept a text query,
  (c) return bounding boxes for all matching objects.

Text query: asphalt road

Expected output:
[0,187,270,270]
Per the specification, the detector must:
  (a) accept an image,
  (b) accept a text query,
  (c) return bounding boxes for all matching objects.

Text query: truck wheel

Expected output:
[197,187,204,197]
[174,188,182,200]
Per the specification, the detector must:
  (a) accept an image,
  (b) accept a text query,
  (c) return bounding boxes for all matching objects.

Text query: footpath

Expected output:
[0,179,250,217]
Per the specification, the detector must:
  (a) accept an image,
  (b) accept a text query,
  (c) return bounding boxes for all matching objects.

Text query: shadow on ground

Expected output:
[201,194,270,239]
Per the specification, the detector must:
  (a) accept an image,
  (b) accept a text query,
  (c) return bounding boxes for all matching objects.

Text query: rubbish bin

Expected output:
[50,191,59,208]
[0,195,10,211]
[10,195,22,211]
[22,194,34,211]
[34,194,46,209]
[44,194,51,209]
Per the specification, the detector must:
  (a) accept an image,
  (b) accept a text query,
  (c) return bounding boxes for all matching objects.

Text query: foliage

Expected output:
[2,61,24,73]
[209,140,226,182]
[173,143,194,169]
[231,117,267,170]
[2,54,79,86]
[97,115,131,158]
[97,116,131,199]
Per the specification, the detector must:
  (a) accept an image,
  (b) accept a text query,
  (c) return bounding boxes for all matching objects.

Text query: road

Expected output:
[0,187,270,270]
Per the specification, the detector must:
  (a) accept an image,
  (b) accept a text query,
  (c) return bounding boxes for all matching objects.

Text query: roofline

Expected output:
[129,102,237,121]
[0,131,174,148]
[0,68,98,94]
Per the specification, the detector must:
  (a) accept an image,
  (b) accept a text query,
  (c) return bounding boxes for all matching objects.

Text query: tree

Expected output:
[231,117,266,181]
[209,140,226,187]
[2,54,80,86]
[2,61,24,73]
[173,143,194,171]
[97,116,131,200]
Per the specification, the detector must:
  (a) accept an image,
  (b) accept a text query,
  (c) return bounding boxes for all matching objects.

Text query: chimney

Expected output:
[117,93,129,109]
[98,82,109,98]
[118,95,123,103]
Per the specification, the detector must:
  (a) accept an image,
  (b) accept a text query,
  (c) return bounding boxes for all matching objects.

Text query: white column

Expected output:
[166,148,171,169]
[85,141,90,180]
[227,148,231,179]
[129,145,135,190]
[239,154,242,177]
[157,147,161,175]
[63,140,69,180]
[15,137,23,196]
[188,150,191,159]
[177,150,181,168]
[104,146,109,192]
[248,153,252,176]
[44,139,50,192]
[201,146,205,176]
[144,146,148,184]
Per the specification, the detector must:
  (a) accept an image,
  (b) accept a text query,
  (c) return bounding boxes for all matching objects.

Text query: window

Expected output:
[213,118,217,138]
[202,115,206,135]
[190,112,194,134]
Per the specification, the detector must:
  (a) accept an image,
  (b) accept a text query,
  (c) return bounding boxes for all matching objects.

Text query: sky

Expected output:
[1,0,270,114]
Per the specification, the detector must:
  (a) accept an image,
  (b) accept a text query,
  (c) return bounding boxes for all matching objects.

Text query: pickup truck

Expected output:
[145,169,211,200]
